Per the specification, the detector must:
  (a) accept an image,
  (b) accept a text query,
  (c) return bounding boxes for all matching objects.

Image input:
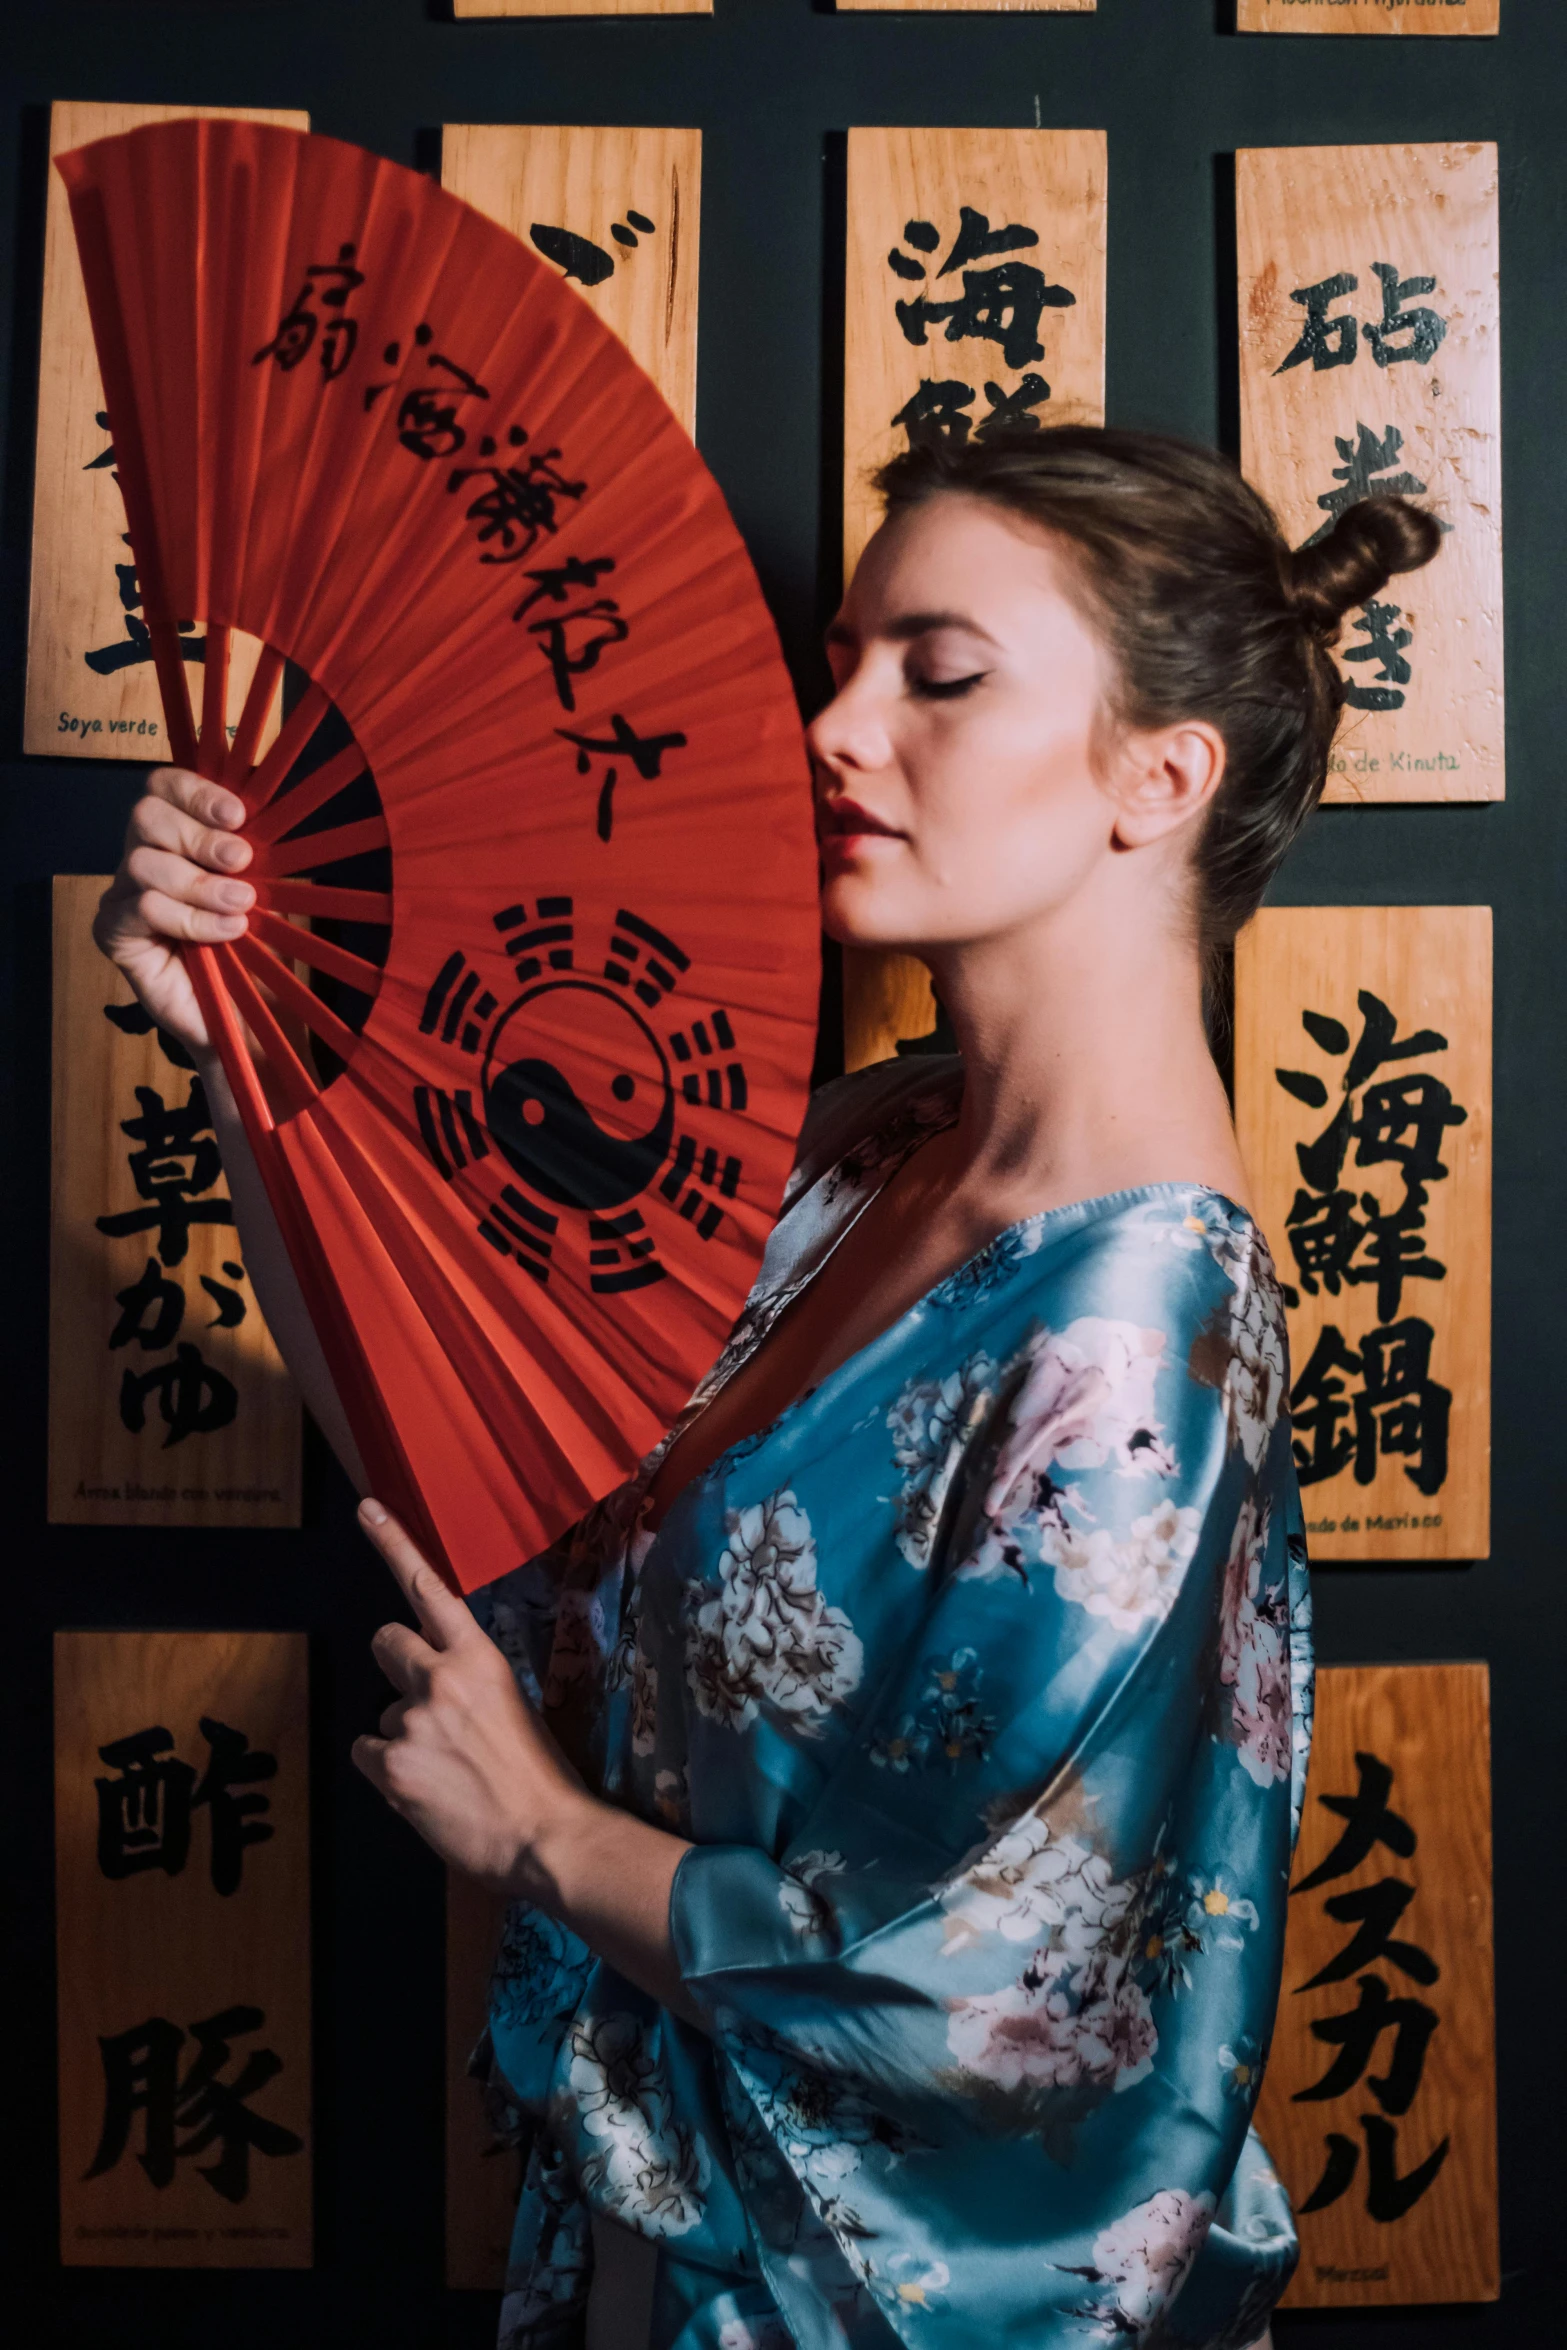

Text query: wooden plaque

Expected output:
[56,1632,312,2267]
[1239,1,1498,31]
[453,1,709,17]
[49,877,301,1528]
[1238,144,1502,804]
[839,3,1093,13]
[441,125,700,439]
[1234,906,1490,1561]
[843,127,1107,1069]
[445,1871,519,2290]
[25,102,306,763]
[1257,1664,1497,2306]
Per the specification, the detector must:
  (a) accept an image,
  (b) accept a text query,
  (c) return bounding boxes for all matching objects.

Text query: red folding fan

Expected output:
[59,120,819,1591]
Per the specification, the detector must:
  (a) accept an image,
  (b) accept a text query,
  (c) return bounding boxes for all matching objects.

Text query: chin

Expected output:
[819,872,919,951]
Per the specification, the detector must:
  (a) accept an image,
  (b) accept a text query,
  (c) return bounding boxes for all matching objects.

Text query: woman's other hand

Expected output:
[351,1500,589,1894]
[93,766,255,1055]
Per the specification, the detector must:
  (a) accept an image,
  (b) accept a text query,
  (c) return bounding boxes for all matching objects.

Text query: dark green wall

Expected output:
[3,3,1561,2343]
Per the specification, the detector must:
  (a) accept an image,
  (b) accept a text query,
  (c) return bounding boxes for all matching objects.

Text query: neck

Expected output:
[920,875,1246,1214]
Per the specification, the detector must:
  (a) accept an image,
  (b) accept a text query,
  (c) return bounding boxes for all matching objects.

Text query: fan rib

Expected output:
[184,947,275,1136]
[212,944,321,1120]
[234,934,364,1067]
[222,644,287,785]
[263,878,393,923]
[241,681,331,818]
[251,909,383,993]
[199,623,230,771]
[148,619,199,768]
[262,814,390,879]
[245,741,368,848]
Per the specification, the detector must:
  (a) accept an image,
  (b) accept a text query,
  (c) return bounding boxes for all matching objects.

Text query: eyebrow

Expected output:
[824,609,1002,652]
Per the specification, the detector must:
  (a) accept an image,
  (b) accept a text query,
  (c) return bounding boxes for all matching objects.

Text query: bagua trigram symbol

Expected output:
[413,900,745,1295]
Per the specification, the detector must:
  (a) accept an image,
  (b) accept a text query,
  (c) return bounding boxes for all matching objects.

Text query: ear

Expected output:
[1107,721,1227,851]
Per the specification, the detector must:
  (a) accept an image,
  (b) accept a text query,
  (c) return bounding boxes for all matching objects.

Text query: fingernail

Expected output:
[360,1498,388,1526]
[214,837,247,869]
[218,916,247,936]
[216,795,246,827]
[218,882,252,909]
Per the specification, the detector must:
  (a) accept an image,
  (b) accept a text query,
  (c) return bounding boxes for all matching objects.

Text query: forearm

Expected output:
[519,1790,701,2028]
[197,1046,369,1491]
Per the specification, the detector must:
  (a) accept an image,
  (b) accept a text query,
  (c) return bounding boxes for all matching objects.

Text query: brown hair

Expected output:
[872,427,1441,963]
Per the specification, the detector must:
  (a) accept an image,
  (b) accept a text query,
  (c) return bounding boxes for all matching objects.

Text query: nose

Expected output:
[806,665,895,781]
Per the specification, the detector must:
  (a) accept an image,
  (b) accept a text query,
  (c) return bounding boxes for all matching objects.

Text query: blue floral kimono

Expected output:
[472,1058,1314,2350]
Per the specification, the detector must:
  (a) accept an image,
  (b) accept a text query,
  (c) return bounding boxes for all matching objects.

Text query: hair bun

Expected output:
[1285,496,1444,641]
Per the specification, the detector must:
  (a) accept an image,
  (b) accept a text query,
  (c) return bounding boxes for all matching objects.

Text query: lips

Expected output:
[817,797,901,841]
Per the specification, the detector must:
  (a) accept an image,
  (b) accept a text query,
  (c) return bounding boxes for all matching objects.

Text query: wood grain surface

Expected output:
[441,124,700,438]
[1239,0,1498,31]
[48,877,300,1527]
[1238,143,1502,802]
[56,1632,312,2267]
[842,126,1106,1070]
[1257,1663,1498,2306]
[25,101,306,762]
[1234,905,1490,1561]
[840,2,1093,13]
[453,0,709,16]
[445,1870,520,2290]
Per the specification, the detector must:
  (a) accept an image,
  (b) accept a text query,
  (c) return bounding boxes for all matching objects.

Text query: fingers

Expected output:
[378,1696,411,1740]
[149,764,250,837]
[370,1619,437,1696]
[130,782,253,877]
[358,1499,473,1648]
[127,884,250,947]
[94,776,255,964]
[127,841,253,919]
[350,1733,393,1796]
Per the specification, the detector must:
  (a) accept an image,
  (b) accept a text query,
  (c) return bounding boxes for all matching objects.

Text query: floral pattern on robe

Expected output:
[472,1058,1312,2350]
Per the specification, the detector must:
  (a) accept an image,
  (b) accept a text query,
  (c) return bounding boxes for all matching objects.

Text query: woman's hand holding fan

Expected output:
[95,767,258,1053]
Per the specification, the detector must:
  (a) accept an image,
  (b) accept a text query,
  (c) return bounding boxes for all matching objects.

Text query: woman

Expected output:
[97,428,1438,2349]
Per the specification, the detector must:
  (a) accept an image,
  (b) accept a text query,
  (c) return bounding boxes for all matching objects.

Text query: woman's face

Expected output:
[810,492,1127,955]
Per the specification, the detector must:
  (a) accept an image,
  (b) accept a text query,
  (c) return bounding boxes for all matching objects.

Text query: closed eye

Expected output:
[910,671,988,701]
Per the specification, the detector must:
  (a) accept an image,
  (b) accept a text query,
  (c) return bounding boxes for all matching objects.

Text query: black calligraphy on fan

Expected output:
[254,262,690,839]
[1277,991,1465,1499]
[887,206,1075,452]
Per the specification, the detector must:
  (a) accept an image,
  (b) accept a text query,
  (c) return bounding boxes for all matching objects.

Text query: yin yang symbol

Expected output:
[481,979,674,1212]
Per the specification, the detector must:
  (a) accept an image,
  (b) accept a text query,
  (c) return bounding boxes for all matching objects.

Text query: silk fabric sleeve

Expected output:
[667,1221,1307,2343]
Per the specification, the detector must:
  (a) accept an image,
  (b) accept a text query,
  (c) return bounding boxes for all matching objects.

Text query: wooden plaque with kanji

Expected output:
[839,3,1093,13]
[1257,1663,1498,2306]
[842,127,1107,1070]
[48,876,301,1527]
[1239,1,1498,32]
[1234,906,1490,1561]
[57,1632,312,2267]
[25,101,306,762]
[445,1871,520,2289]
[1238,143,1502,803]
[441,126,700,440]
[452,1,710,16]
